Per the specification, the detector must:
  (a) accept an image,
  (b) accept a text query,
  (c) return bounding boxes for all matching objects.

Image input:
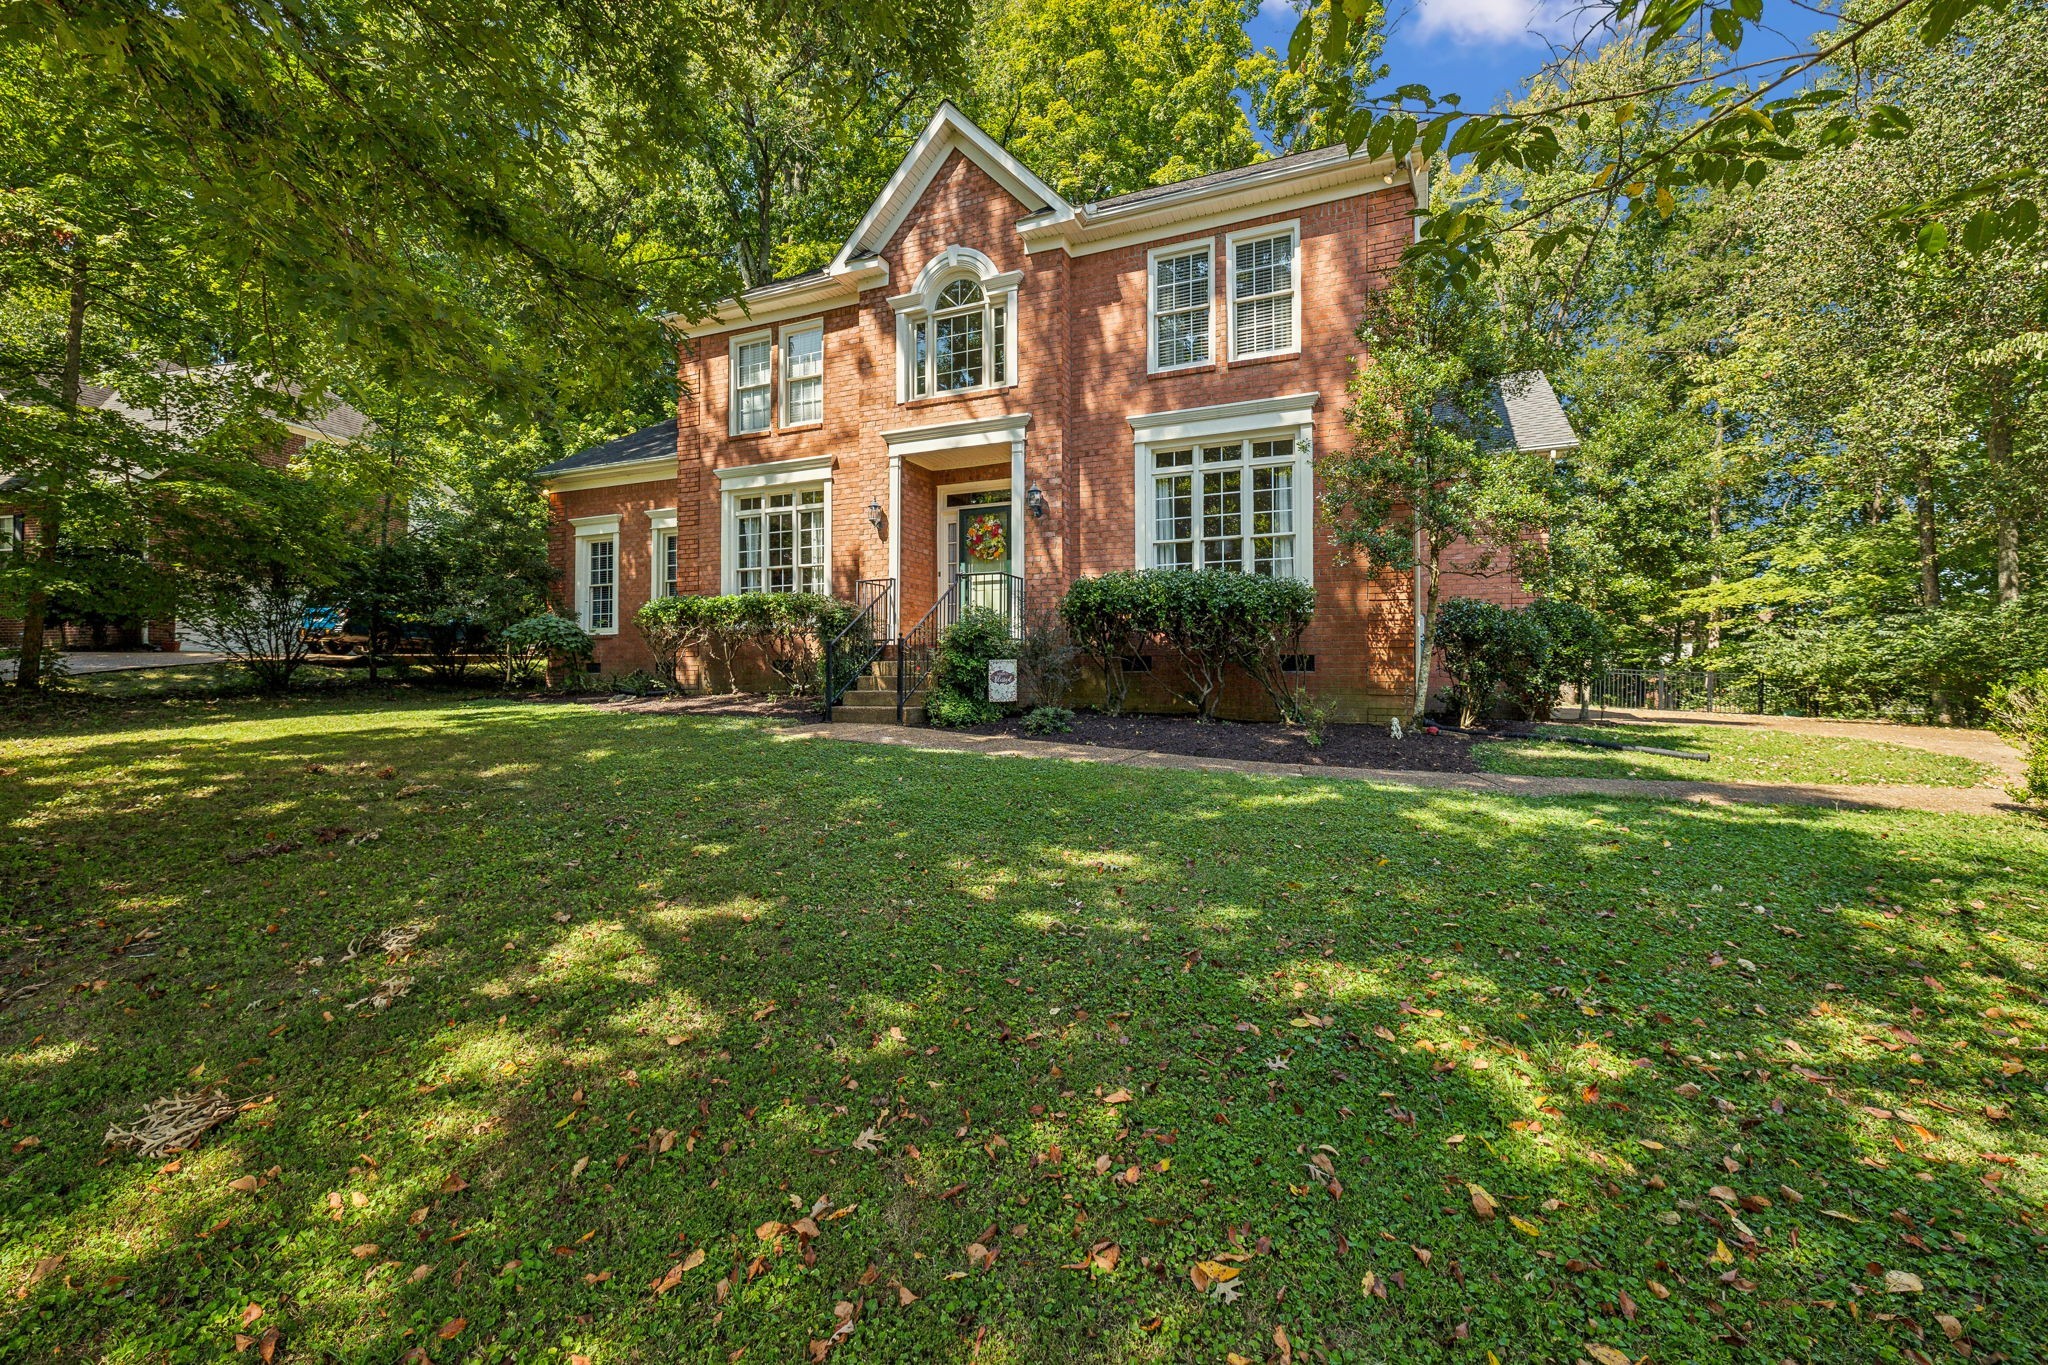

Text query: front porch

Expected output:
[821,568,1023,725]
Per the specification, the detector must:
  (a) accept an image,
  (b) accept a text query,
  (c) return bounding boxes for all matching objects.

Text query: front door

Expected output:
[954,502,1013,617]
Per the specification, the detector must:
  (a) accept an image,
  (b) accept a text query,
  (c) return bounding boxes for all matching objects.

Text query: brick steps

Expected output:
[832,658,925,725]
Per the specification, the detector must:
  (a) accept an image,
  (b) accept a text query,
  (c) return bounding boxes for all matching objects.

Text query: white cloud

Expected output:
[1411,0,1575,44]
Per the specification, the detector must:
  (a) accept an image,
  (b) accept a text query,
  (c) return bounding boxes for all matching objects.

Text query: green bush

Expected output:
[1058,570,1317,722]
[637,592,854,695]
[496,613,594,688]
[1021,705,1075,735]
[1434,598,1549,727]
[925,606,1015,728]
[1058,571,1145,714]
[1525,598,1612,720]
[1990,668,2048,804]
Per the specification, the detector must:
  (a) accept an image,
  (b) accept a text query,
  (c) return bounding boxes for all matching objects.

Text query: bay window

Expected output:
[1148,436,1298,576]
[733,487,826,594]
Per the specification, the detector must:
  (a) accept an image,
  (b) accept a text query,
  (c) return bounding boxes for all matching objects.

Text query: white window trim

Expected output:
[890,250,1022,403]
[1146,237,1215,375]
[1224,220,1302,362]
[778,321,824,429]
[570,514,622,635]
[715,454,834,596]
[1129,399,1315,586]
[729,328,775,436]
[646,507,678,599]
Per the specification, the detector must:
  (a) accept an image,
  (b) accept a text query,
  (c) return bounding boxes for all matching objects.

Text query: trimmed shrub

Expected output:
[1434,598,1549,727]
[925,606,1015,728]
[496,613,594,688]
[1021,705,1075,735]
[638,592,854,694]
[1525,598,1612,720]
[1059,571,1144,714]
[1990,668,2048,804]
[635,594,716,691]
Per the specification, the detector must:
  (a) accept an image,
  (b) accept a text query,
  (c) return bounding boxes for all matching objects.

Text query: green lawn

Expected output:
[3,694,2046,1364]
[1476,721,1994,788]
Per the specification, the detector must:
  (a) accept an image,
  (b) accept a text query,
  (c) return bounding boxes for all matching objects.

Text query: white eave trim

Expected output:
[1128,392,1320,445]
[664,258,891,340]
[714,451,836,491]
[1021,152,1421,257]
[569,513,621,536]
[542,454,678,493]
[880,412,1032,460]
[831,102,1073,271]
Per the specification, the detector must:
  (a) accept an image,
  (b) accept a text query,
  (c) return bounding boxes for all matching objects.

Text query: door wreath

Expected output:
[964,514,1007,562]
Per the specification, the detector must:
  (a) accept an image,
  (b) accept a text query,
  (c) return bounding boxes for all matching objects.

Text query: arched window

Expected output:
[902,258,1012,399]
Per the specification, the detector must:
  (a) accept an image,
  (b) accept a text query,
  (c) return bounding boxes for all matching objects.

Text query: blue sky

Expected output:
[1245,0,1828,122]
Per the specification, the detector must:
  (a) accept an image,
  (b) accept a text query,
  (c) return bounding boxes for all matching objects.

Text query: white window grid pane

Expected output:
[586,538,615,630]
[1154,472,1192,567]
[934,311,984,391]
[1153,249,1210,369]
[736,507,764,592]
[1232,234,1295,357]
[911,322,929,398]
[735,338,772,432]
[784,328,823,424]
[1252,465,1295,577]
[662,532,678,596]
[991,300,1007,385]
[1201,468,1242,570]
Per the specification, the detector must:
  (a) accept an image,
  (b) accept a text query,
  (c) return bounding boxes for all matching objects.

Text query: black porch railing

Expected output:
[822,578,894,716]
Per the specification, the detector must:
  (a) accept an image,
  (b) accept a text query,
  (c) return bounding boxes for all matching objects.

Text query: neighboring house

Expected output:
[0,369,369,652]
[538,102,1577,719]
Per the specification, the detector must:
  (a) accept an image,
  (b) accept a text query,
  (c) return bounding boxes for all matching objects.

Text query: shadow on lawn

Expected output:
[1,696,2045,1363]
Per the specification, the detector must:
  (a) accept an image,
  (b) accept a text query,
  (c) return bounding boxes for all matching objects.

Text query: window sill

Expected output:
[1146,359,1216,379]
[728,427,774,441]
[898,383,1018,411]
[776,420,825,434]
[1224,349,1300,369]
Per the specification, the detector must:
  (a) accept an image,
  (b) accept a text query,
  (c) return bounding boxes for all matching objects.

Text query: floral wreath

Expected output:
[964,513,1007,562]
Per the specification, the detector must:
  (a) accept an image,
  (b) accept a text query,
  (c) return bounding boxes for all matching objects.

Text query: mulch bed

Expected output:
[959,711,1483,772]
[552,692,821,720]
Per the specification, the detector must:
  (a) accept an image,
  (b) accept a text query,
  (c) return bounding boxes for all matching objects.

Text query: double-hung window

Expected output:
[1150,244,1211,371]
[657,530,678,597]
[732,333,773,434]
[581,535,616,631]
[733,487,826,595]
[907,278,1008,398]
[1149,437,1297,576]
[0,513,22,552]
[1228,227,1298,359]
[781,325,823,426]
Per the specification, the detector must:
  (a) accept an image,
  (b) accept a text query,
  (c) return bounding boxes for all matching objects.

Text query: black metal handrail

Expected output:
[822,578,894,716]
[895,580,955,724]
[952,571,1021,629]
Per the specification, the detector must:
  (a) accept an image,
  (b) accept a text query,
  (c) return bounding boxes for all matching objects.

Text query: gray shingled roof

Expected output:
[536,419,678,477]
[1083,144,1353,214]
[1492,371,1579,453]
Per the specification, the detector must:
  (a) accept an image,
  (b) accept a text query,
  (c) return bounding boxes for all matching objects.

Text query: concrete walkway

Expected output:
[0,650,224,680]
[782,722,2033,818]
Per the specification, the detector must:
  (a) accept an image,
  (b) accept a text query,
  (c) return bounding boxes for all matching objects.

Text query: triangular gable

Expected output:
[830,102,1073,270]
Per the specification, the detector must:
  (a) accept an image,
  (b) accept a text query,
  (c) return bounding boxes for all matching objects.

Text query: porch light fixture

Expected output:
[866,496,886,535]
[1026,483,1048,519]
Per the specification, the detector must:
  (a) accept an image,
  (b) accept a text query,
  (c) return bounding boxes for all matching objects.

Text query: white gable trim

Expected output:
[831,103,1073,270]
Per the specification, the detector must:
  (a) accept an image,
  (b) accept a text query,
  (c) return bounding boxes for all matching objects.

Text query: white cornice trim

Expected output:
[831,103,1074,272]
[1128,392,1321,445]
[1020,152,1419,257]
[880,413,1032,460]
[714,451,836,491]
[569,513,621,536]
[665,258,891,339]
[543,455,678,493]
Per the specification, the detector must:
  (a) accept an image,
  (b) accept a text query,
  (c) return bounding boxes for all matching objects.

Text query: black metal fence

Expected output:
[1580,668,1801,716]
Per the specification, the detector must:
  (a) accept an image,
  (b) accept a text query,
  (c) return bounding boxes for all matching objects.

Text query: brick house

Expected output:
[538,103,1575,719]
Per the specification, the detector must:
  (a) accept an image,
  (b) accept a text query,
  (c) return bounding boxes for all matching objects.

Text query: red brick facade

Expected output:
[545,105,1531,719]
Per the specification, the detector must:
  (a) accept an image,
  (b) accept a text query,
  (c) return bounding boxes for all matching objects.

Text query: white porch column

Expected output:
[1009,436,1027,626]
[887,449,903,634]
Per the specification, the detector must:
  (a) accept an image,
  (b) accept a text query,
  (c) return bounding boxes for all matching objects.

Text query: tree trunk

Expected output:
[1706,409,1723,651]
[1987,392,2020,604]
[16,252,87,692]
[1915,453,1940,608]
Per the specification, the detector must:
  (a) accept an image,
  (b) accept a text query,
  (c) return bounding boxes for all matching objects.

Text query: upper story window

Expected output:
[781,324,823,426]
[893,247,1020,403]
[1149,244,1212,372]
[1227,225,1299,360]
[732,332,773,434]
[0,513,23,551]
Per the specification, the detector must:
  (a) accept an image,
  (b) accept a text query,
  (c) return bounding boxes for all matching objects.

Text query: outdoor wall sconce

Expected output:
[866,497,886,536]
[1026,484,1048,519]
